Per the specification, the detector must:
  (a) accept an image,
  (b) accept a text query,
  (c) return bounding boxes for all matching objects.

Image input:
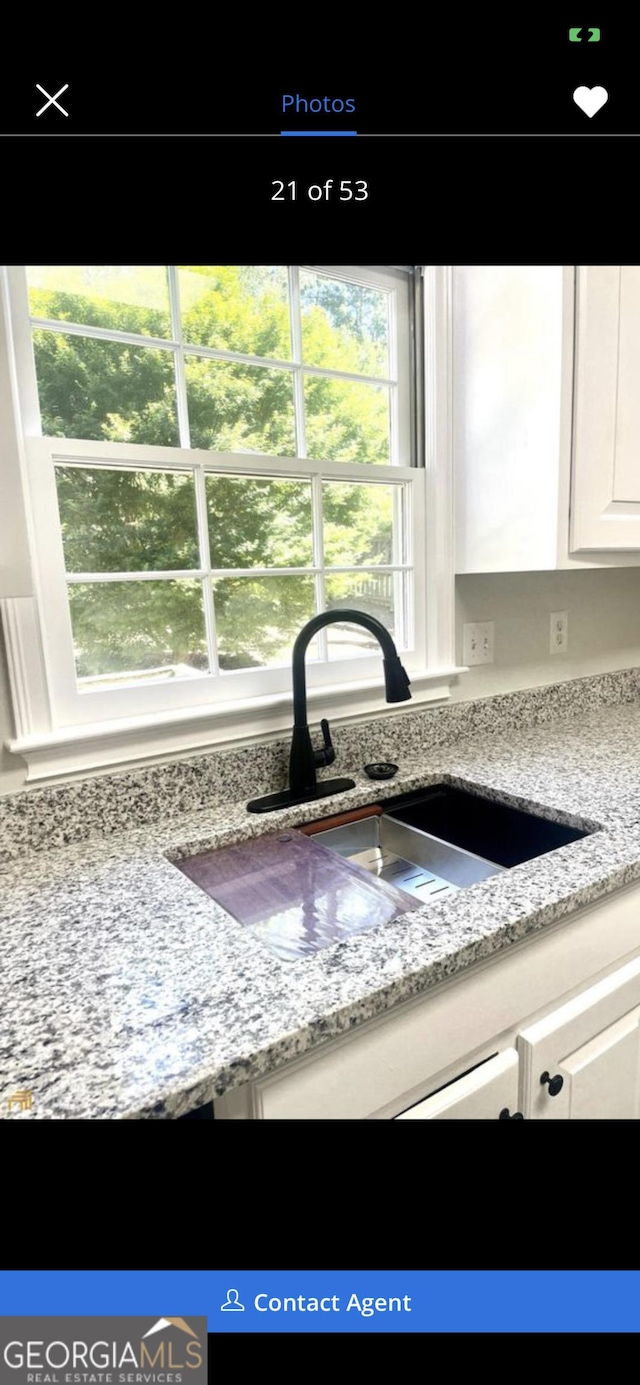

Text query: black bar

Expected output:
[0,24,635,135]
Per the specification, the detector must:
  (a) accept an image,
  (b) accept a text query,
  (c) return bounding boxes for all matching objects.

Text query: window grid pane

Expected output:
[213,575,316,671]
[299,268,391,376]
[178,266,292,359]
[27,266,172,338]
[54,465,200,574]
[32,331,180,446]
[69,579,209,688]
[185,357,297,455]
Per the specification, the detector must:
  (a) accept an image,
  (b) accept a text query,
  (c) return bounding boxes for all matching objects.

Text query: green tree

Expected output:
[30,267,395,678]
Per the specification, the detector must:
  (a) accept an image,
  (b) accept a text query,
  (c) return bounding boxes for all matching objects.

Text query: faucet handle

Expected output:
[314,718,336,768]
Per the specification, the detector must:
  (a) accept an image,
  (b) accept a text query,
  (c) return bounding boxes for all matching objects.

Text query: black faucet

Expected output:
[247,609,411,813]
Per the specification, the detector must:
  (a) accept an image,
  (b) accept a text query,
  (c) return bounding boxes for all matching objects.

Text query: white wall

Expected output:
[455,569,640,700]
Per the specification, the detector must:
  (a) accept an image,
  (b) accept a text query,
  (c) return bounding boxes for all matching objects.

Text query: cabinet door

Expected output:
[394,1049,520,1120]
[519,956,640,1119]
[571,265,640,551]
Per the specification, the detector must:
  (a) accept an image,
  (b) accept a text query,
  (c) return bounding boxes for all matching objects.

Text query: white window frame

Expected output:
[1,264,458,782]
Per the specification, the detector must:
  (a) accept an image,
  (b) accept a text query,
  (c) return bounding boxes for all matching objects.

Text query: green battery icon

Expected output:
[569,27,600,41]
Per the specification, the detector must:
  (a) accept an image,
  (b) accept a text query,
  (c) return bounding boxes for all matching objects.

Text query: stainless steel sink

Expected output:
[174,809,504,963]
[310,813,504,903]
[176,782,592,962]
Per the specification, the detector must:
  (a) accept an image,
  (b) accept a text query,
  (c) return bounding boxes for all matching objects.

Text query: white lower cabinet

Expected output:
[394,1049,520,1121]
[518,954,640,1119]
[395,962,640,1116]
[213,883,640,1120]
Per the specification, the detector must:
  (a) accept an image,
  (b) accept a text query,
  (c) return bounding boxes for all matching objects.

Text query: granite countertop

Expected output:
[5,691,640,1119]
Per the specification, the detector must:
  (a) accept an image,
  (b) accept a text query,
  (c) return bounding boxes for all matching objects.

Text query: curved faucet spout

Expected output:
[289,609,411,793]
[247,608,411,812]
[292,609,411,727]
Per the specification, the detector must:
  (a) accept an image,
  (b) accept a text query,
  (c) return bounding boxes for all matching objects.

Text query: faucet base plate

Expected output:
[247,777,356,815]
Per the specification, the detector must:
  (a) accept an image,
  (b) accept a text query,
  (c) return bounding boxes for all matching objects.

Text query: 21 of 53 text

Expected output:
[271,180,369,201]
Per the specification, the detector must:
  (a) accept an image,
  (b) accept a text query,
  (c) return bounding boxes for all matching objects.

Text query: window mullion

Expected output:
[66,570,206,583]
[180,341,392,386]
[393,483,407,651]
[311,472,327,659]
[168,266,191,450]
[29,318,179,352]
[388,286,400,465]
[193,461,219,676]
[289,266,306,459]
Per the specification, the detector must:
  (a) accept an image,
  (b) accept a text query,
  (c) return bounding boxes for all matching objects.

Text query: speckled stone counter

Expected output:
[5,677,640,1118]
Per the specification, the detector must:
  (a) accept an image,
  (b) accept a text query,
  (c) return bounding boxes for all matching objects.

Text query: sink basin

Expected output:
[382,783,591,867]
[174,782,593,962]
[302,782,593,917]
[309,812,502,902]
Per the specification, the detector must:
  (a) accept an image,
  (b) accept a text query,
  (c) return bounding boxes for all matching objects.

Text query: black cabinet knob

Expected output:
[540,1070,564,1096]
[499,1108,524,1120]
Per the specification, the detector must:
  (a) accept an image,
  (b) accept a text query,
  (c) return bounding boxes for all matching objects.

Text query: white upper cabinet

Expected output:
[454,265,640,572]
[571,266,640,551]
[454,266,568,573]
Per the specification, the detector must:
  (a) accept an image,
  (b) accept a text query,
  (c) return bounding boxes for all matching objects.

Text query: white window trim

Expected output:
[1,264,460,783]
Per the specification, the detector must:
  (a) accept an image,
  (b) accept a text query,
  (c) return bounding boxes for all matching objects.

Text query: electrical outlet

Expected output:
[462,621,495,666]
[550,610,569,654]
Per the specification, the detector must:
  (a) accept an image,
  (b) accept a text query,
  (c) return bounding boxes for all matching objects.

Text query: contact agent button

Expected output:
[253,1293,411,1317]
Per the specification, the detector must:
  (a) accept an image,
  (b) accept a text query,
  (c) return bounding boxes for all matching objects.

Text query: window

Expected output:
[2,265,455,779]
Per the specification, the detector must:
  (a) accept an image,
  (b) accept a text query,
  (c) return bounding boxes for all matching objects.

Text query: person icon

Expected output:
[221,1289,245,1312]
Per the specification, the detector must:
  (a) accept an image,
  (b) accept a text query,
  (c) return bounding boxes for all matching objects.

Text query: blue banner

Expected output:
[0,1271,639,1332]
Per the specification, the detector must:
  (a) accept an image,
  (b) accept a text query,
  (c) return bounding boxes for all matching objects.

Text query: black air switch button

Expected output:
[364,762,399,781]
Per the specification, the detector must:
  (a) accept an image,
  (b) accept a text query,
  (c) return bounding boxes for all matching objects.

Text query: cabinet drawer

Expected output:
[394,1049,519,1121]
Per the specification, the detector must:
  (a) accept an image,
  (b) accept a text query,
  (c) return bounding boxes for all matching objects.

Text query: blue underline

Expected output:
[280,130,358,136]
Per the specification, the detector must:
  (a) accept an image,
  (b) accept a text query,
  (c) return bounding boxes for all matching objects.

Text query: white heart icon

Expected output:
[573,86,608,117]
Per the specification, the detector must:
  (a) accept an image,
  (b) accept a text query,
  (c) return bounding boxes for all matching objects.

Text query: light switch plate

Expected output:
[463,621,495,666]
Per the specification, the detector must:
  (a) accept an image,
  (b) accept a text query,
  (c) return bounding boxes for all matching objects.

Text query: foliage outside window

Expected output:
[24,265,414,693]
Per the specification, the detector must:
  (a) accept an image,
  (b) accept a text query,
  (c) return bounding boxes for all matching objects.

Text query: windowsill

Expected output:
[6,666,467,783]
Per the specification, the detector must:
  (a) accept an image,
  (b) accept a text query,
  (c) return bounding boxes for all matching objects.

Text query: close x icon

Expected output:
[35,83,69,117]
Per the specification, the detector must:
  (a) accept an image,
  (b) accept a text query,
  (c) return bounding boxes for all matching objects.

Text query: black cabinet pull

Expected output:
[540,1070,564,1097]
[499,1108,524,1120]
